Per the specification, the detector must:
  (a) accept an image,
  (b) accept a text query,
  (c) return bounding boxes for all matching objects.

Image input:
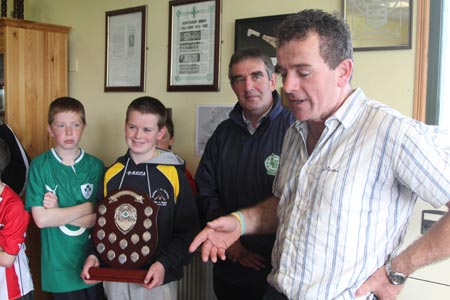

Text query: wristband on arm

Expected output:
[230,211,246,236]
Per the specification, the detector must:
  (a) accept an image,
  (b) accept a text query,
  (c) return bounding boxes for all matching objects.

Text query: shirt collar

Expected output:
[294,87,366,139]
[242,103,273,135]
[51,147,85,164]
[327,87,366,129]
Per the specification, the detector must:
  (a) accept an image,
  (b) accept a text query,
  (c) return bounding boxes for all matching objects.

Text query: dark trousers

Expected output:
[213,272,267,300]
[18,291,33,300]
[262,286,288,300]
[51,284,106,300]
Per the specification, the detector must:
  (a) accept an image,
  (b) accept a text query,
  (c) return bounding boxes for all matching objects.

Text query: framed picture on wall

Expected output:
[0,88,4,114]
[235,14,291,65]
[343,0,412,51]
[195,104,233,155]
[104,6,146,92]
[167,0,221,92]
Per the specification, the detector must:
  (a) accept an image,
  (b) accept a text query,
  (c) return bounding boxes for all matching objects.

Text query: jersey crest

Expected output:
[264,153,280,176]
[152,188,169,207]
[81,183,94,199]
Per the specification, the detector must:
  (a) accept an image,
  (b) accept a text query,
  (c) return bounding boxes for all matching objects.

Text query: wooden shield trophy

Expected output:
[89,189,159,283]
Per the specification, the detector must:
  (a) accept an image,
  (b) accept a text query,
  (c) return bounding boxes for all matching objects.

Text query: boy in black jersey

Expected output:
[82,96,199,300]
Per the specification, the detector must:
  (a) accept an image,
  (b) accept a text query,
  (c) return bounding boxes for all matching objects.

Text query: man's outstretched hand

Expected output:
[189,214,242,263]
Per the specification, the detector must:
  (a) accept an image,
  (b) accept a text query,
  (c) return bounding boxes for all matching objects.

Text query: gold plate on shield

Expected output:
[90,189,159,283]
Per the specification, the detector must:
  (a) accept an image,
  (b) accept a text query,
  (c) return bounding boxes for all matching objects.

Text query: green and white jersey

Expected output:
[26,148,104,293]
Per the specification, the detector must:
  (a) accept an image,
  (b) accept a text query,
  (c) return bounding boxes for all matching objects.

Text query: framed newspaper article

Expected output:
[104,6,146,92]
[167,0,221,92]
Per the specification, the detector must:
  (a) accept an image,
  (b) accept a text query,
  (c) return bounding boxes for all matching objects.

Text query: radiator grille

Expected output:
[177,252,216,300]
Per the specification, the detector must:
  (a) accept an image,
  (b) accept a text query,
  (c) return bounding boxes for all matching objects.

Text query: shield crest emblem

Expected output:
[114,203,137,234]
[81,183,94,199]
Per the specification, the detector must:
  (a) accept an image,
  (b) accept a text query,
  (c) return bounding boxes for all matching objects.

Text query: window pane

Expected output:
[439,1,450,128]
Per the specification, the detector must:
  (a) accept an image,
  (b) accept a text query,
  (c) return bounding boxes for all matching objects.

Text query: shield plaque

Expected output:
[89,189,159,283]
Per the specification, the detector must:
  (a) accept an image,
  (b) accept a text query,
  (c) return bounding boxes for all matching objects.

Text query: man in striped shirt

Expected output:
[190,9,450,300]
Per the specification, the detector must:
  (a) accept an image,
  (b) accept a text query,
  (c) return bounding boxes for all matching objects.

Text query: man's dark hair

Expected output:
[228,47,275,82]
[126,96,167,129]
[276,9,353,69]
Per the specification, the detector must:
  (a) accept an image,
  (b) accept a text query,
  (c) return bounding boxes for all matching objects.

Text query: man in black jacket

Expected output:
[195,48,294,300]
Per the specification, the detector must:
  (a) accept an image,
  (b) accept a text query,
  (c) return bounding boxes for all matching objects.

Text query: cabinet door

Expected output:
[4,26,68,158]
[47,31,68,99]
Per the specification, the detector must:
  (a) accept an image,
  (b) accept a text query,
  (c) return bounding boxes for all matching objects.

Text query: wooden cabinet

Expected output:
[0,18,70,300]
[0,17,70,157]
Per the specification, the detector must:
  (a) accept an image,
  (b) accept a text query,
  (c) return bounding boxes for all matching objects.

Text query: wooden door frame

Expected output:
[413,0,430,122]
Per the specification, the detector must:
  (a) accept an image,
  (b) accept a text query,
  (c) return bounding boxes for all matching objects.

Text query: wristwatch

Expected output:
[385,256,408,285]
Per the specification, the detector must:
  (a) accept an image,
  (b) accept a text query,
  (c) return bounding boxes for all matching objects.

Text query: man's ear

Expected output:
[337,58,353,87]
[269,72,277,91]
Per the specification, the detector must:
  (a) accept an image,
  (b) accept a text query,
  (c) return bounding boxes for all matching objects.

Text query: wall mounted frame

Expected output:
[196,104,233,155]
[343,0,412,51]
[105,5,146,92]
[167,0,221,92]
[0,88,4,115]
[235,14,290,64]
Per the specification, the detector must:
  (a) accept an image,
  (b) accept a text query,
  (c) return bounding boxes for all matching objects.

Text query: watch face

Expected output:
[390,272,407,285]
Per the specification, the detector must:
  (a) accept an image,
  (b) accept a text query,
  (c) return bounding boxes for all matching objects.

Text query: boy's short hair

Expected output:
[0,138,10,176]
[126,96,167,129]
[48,97,86,125]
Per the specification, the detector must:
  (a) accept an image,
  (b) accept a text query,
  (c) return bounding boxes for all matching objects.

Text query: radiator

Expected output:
[177,252,216,300]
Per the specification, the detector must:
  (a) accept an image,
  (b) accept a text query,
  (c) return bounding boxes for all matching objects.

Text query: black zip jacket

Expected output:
[95,150,199,284]
[195,90,295,288]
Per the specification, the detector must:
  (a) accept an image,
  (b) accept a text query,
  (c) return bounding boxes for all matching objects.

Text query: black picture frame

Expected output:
[0,89,4,114]
[104,6,146,92]
[343,0,413,51]
[234,14,291,64]
[167,0,221,92]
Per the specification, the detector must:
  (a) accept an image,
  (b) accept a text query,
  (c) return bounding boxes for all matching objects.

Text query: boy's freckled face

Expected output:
[47,111,85,151]
[125,111,165,163]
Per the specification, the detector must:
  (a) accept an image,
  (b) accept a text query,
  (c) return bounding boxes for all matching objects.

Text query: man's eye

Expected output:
[252,74,263,80]
[298,71,311,77]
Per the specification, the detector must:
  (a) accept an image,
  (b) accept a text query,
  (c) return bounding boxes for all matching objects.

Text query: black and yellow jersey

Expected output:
[97,149,200,284]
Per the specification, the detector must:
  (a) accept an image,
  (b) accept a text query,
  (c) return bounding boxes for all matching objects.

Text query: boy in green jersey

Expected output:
[25,97,106,300]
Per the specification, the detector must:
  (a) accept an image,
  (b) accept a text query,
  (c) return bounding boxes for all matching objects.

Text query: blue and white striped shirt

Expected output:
[270,88,450,299]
